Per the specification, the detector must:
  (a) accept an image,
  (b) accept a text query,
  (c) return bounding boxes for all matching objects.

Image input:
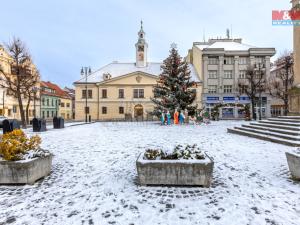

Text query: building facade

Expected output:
[293,0,300,86]
[64,87,75,119]
[0,44,40,120]
[74,23,202,121]
[187,38,276,119]
[41,81,73,120]
[289,0,300,114]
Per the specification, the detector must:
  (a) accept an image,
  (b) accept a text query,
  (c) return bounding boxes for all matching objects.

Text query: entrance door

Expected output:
[134,104,143,119]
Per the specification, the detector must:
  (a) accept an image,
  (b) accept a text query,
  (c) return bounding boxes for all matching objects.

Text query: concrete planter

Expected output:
[136,153,214,187]
[0,154,53,184]
[286,152,300,180]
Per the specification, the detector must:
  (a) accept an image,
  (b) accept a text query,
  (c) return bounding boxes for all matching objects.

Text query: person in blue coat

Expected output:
[179,111,185,125]
[166,111,171,125]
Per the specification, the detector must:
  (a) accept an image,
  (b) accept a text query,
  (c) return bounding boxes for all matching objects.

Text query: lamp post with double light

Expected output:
[32,86,38,118]
[81,67,91,123]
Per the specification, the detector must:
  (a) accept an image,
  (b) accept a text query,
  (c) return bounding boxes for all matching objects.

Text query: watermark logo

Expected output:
[272,9,300,26]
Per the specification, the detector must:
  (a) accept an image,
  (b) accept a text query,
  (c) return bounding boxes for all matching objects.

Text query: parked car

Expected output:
[0,116,8,128]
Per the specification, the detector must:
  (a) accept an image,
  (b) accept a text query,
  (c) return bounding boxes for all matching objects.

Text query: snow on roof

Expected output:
[196,41,256,51]
[75,62,201,83]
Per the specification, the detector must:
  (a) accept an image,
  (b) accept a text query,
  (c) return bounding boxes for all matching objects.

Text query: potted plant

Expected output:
[136,144,214,187]
[0,129,53,184]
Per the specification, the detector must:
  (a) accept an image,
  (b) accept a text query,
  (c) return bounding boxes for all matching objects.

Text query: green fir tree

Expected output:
[152,45,197,117]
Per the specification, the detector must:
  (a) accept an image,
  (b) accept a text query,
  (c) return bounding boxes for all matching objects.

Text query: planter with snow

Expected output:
[0,129,53,185]
[0,153,53,184]
[286,152,300,180]
[136,144,214,187]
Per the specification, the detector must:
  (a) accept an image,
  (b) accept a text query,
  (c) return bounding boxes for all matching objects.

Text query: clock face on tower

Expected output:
[138,52,144,61]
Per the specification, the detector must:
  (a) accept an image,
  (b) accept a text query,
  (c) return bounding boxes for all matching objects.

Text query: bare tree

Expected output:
[238,65,266,120]
[0,37,39,128]
[267,51,294,116]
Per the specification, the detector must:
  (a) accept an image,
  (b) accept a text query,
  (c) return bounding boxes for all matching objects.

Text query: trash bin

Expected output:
[32,118,47,132]
[53,116,64,129]
[2,119,20,134]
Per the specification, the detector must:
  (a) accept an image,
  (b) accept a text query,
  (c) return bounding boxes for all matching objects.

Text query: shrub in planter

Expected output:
[144,144,206,160]
[0,129,52,184]
[0,129,41,161]
[137,144,214,187]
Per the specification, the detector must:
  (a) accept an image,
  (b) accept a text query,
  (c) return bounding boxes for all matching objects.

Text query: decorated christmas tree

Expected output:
[152,45,197,117]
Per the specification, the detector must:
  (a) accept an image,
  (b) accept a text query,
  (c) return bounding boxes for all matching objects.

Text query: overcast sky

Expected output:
[0,0,293,87]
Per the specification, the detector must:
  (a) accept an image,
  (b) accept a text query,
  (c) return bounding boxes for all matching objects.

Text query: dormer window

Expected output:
[103,73,112,80]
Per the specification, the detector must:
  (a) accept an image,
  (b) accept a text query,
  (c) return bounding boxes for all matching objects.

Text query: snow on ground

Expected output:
[0,121,300,225]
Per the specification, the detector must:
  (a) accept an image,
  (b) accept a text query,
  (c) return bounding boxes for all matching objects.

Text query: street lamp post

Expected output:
[2,91,4,116]
[32,87,38,118]
[81,67,91,123]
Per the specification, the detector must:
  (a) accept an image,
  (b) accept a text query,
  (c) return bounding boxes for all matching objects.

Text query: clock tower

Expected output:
[135,21,148,67]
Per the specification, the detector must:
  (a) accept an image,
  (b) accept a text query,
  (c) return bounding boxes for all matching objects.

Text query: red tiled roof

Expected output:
[41,81,71,99]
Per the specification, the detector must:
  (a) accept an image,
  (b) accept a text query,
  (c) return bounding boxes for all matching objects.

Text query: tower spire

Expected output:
[135,21,148,67]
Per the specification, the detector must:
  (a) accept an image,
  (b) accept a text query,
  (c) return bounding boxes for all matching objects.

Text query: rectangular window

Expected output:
[208,70,217,79]
[119,89,124,98]
[208,57,219,65]
[224,70,233,79]
[66,103,70,107]
[51,111,54,117]
[223,85,233,93]
[239,85,248,94]
[88,90,93,99]
[47,111,49,118]
[8,109,11,116]
[82,90,87,99]
[102,107,107,114]
[255,56,264,64]
[239,57,248,65]
[133,89,144,98]
[85,107,89,114]
[102,89,107,98]
[52,99,54,106]
[61,102,65,107]
[133,89,138,98]
[47,99,49,106]
[42,98,45,106]
[119,106,124,114]
[224,57,233,65]
[208,85,217,94]
[42,111,45,118]
[239,70,247,79]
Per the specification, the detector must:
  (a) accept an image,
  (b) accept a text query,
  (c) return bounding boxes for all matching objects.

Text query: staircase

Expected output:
[227,116,300,147]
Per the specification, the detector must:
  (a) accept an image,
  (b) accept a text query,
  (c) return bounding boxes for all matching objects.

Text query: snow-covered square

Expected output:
[0,121,300,225]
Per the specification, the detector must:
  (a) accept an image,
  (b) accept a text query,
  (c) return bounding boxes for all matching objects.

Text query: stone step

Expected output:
[235,127,300,141]
[278,116,300,119]
[250,122,300,131]
[258,120,300,127]
[268,118,300,123]
[227,128,300,147]
[242,124,300,136]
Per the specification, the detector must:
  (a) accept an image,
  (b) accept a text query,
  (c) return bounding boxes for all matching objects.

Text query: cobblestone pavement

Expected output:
[0,121,300,225]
